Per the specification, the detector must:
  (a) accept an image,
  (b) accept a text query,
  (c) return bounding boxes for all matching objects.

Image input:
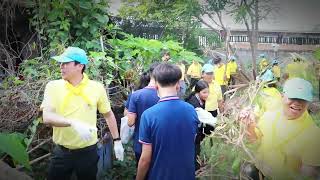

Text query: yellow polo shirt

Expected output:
[227,61,238,75]
[187,62,202,79]
[205,81,222,111]
[272,65,281,78]
[284,62,308,80]
[255,110,320,179]
[214,64,230,86]
[177,63,185,81]
[41,74,111,149]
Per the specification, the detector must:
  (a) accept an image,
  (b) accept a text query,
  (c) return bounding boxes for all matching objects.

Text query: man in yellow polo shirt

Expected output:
[240,78,320,179]
[201,64,223,117]
[213,56,230,99]
[187,60,202,90]
[41,47,124,180]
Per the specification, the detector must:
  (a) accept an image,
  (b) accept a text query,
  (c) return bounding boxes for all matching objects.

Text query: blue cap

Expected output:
[230,55,236,60]
[259,53,265,58]
[52,47,88,65]
[260,69,274,82]
[202,64,214,73]
[283,78,313,102]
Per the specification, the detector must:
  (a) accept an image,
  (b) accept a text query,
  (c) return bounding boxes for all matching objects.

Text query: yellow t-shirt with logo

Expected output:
[255,110,320,179]
[227,61,238,75]
[214,64,230,86]
[205,81,222,111]
[41,74,111,149]
[187,62,202,79]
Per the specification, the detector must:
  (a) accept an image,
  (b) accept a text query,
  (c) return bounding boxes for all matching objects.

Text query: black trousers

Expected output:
[195,123,215,170]
[48,144,98,180]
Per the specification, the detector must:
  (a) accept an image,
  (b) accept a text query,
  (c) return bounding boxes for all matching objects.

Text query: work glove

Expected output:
[114,140,124,161]
[195,108,217,127]
[70,121,97,141]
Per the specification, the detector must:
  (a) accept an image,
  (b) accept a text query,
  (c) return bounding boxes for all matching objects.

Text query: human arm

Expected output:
[238,107,259,142]
[127,113,137,127]
[102,111,120,139]
[41,82,71,127]
[42,106,71,127]
[136,144,152,180]
[127,93,137,127]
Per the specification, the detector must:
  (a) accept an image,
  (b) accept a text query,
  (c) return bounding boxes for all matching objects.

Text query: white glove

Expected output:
[69,121,97,141]
[114,140,124,161]
[195,108,217,127]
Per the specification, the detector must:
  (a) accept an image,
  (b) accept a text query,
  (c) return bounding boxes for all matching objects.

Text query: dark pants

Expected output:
[195,124,215,170]
[48,144,98,180]
[209,110,218,118]
[220,85,227,100]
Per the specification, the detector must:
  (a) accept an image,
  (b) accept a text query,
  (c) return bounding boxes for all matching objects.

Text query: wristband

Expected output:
[113,137,121,142]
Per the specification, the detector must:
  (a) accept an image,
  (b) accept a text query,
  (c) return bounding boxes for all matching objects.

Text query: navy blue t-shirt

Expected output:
[139,96,199,180]
[128,86,159,154]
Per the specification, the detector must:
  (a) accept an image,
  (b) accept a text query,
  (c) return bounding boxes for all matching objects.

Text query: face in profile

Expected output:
[202,72,214,84]
[60,61,83,81]
[283,95,308,120]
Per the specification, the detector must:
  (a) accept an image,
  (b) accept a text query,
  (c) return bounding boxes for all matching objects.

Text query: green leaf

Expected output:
[0,133,30,169]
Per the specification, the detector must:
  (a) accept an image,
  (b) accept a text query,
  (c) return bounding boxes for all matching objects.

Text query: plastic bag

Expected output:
[195,107,217,127]
[97,133,112,180]
[120,116,134,144]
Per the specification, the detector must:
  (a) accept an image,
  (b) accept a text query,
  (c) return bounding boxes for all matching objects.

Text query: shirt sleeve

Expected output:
[139,112,152,144]
[127,93,137,114]
[97,83,111,114]
[40,82,55,112]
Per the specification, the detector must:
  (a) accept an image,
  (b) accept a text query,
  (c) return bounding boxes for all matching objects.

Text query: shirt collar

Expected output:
[144,86,156,89]
[195,94,204,106]
[158,96,179,102]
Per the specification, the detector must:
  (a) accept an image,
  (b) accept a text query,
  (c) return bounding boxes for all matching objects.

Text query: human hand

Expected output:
[238,107,255,126]
[114,140,124,161]
[69,120,97,141]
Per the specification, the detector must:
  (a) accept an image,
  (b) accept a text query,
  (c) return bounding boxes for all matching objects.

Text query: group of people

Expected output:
[41,46,320,180]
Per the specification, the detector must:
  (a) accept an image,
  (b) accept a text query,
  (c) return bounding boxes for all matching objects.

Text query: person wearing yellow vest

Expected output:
[259,54,269,73]
[239,78,320,179]
[254,69,282,117]
[283,55,309,81]
[41,47,124,180]
[187,60,202,90]
[213,56,230,99]
[227,55,238,85]
[201,64,223,117]
[271,59,281,81]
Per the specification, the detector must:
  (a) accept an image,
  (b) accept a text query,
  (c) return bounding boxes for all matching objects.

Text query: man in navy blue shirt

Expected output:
[127,63,160,163]
[137,63,199,180]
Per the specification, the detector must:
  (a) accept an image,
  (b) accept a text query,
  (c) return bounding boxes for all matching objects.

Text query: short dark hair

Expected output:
[213,56,222,64]
[153,63,182,87]
[194,80,209,93]
[148,62,160,78]
[74,61,86,73]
